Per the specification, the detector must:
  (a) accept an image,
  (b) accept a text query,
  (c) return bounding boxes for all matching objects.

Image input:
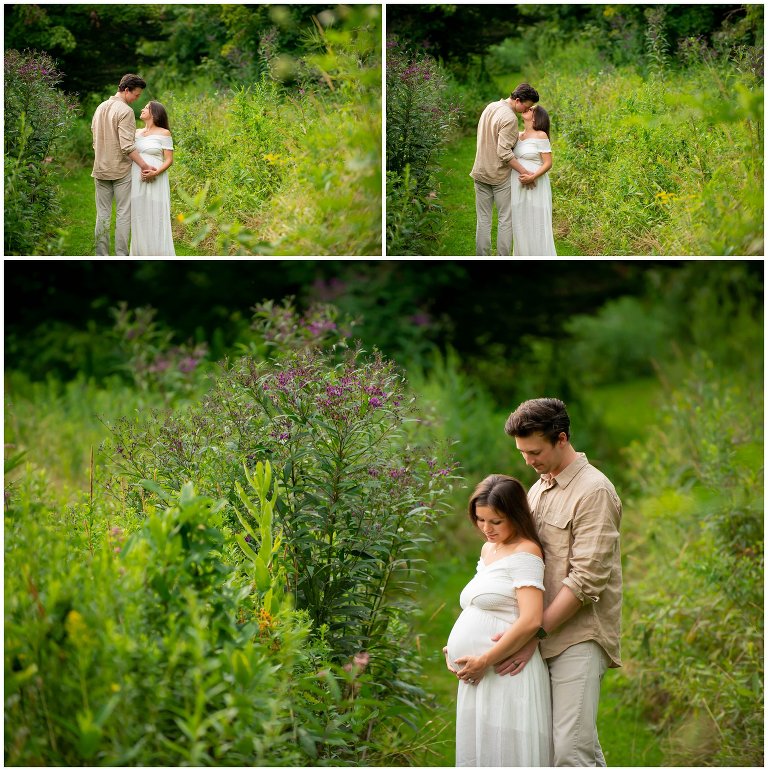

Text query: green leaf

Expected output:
[137,478,175,504]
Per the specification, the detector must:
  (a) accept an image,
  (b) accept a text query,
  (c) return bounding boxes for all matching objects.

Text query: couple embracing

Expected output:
[91,74,175,256]
[445,398,622,766]
[471,83,557,256]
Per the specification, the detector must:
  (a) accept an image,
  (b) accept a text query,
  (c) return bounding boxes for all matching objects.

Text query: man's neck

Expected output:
[550,445,580,478]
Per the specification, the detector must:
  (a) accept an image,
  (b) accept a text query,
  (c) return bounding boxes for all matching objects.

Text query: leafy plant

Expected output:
[4,49,78,255]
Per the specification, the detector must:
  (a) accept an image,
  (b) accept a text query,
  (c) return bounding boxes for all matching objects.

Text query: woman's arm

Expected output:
[527,151,552,181]
[143,148,174,177]
[453,585,543,682]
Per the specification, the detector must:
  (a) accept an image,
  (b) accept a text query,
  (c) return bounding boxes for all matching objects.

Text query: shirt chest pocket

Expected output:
[541,510,573,558]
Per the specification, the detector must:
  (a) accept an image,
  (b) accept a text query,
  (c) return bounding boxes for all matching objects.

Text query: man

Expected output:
[470,83,539,256]
[91,74,156,255]
[498,397,622,766]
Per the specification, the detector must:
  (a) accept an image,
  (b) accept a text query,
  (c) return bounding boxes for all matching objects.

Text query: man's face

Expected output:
[515,432,567,476]
[514,98,534,114]
[124,88,143,104]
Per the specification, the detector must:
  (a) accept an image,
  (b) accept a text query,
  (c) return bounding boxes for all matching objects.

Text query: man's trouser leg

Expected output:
[94,177,114,256]
[494,174,513,256]
[474,180,494,256]
[113,172,132,256]
[547,641,610,766]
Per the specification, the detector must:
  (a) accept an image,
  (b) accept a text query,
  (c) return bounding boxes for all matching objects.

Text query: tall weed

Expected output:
[4,49,78,255]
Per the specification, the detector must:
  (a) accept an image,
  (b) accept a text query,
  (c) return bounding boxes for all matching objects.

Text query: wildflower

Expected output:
[177,213,185,223]
[65,609,88,644]
[178,356,199,374]
[368,396,382,408]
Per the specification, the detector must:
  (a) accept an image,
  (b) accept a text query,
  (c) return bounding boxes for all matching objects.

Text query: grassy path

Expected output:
[57,163,207,256]
[430,132,580,257]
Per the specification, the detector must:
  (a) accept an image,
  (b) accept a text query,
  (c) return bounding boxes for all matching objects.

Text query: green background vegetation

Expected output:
[386,4,763,256]
[4,4,381,256]
[4,259,763,766]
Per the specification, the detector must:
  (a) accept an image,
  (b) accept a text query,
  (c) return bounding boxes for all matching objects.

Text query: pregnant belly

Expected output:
[446,607,505,670]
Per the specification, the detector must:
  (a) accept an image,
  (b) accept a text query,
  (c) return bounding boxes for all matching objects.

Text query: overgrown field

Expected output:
[5,263,763,766]
[5,5,381,257]
[387,5,763,256]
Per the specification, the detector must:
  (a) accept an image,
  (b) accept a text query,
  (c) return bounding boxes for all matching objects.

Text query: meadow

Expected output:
[4,261,763,766]
[386,4,763,256]
[4,4,381,257]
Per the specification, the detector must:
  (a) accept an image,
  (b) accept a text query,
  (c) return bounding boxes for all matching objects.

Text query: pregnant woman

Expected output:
[511,105,557,256]
[444,475,552,766]
[129,100,175,256]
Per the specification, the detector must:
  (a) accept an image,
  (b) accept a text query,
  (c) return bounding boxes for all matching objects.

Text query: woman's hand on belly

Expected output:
[443,646,459,675]
[454,653,489,685]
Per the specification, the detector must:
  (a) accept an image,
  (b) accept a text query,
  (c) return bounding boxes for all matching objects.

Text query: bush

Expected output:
[4,467,390,765]
[97,300,457,755]
[4,49,78,255]
[386,39,459,255]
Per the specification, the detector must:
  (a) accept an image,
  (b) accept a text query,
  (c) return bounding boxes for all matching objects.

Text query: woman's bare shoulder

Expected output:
[513,539,543,559]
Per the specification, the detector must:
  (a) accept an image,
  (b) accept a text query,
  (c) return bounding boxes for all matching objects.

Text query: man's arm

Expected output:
[497,122,536,184]
[118,110,155,172]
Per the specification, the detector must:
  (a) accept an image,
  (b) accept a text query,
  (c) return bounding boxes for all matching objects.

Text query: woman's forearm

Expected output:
[478,615,540,668]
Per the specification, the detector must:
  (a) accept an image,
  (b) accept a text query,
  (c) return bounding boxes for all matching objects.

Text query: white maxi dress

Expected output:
[129,131,175,256]
[510,136,557,256]
[446,552,553,767]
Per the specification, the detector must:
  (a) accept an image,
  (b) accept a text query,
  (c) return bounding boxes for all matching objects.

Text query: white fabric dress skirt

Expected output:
[510,137,557,256]
[129,132,175,256]
[446,552,553,767]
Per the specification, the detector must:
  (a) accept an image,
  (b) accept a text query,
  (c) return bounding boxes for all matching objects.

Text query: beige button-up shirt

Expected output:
[529,453,622,667]
[91,96,137,180]
[469,99,520,186]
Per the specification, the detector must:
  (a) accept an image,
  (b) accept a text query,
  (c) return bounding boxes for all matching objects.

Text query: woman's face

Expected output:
[474,505,516,545]
[522,107,535,123]
[140,104,151,122]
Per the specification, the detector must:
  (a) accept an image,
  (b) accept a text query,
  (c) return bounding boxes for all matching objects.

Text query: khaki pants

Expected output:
[94,172,132,255]
[474,175,512,256]
[546,641,610,767]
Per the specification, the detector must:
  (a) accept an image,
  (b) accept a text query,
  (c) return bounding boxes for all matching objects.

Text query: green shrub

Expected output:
[99,300,457,753]
[4,466,387,765]
[4,49,78,255]
[386,39,459,187]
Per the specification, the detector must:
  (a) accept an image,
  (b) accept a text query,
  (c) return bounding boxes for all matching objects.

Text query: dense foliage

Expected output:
[386,39,459,255]
[5,300,457,765]
[620,266,763,765]
[4,49,78,255]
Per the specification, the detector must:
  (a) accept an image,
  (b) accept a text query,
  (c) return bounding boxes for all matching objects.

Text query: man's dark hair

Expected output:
[505,397,570,445]
[118,74,147,92]
[511,83,539,104]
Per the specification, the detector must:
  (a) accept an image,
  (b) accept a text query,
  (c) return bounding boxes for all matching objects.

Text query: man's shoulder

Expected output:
[575,462,621,504]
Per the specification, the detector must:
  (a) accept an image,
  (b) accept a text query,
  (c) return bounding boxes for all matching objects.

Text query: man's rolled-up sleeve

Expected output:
[562,488,621,604]
[496,121,518,164]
